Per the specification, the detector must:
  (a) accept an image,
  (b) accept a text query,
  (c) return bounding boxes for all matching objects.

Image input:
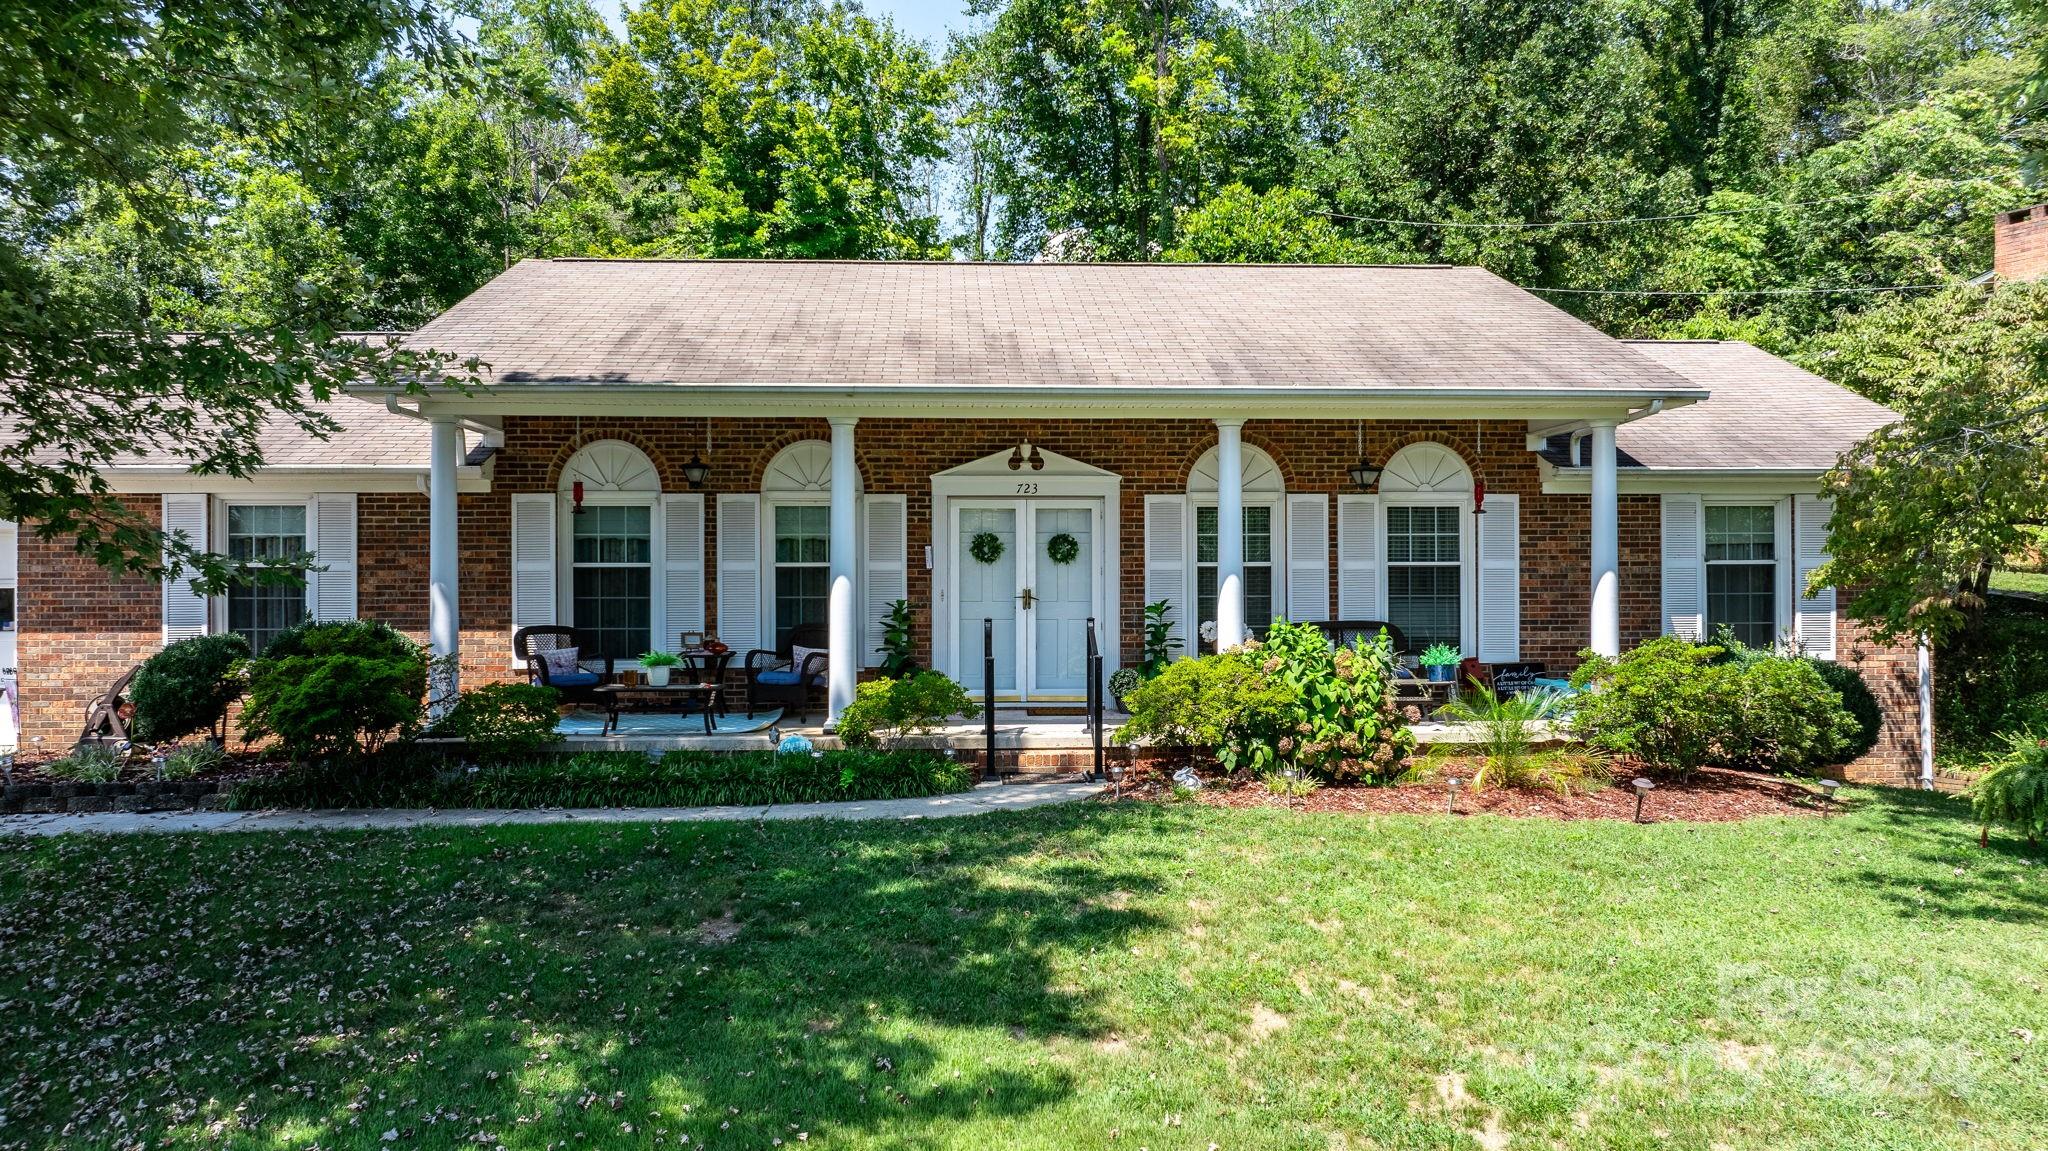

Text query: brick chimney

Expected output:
[1994,203,2048,281]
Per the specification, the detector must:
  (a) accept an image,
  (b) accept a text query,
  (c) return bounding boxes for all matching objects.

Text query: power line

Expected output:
[1310,189,1902,230]
[1525,283,1950,297]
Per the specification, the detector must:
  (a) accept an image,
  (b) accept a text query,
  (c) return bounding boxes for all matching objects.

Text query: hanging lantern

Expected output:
[680,454,710,489]
[1348,420,1381,491]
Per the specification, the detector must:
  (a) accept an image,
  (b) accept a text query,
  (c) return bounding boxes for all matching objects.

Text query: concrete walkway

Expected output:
[0,780,1104,837]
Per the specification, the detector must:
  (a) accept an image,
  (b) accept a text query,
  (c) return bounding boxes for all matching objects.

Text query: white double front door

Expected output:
[952,499,1101,700]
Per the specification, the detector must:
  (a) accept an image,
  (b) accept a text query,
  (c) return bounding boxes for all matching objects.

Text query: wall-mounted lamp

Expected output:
[1349,421,1381,491]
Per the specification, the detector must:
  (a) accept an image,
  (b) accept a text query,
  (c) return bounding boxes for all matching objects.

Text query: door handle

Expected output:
[1018,588,1036,610]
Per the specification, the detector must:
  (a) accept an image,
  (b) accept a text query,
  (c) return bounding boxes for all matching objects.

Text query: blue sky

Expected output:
[590,0,976,47]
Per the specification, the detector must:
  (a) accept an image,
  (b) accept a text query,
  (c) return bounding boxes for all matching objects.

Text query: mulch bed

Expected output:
[1127,764,1830,822]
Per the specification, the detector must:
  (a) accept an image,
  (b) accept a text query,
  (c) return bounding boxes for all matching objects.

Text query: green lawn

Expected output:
[3,793,2043,1150]
[1990,568,2048,594]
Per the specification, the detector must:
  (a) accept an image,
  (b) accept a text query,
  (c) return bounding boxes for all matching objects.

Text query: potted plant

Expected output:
[639,650,682,687]
[1418,643,1461,683]
[1108,667,1140,711]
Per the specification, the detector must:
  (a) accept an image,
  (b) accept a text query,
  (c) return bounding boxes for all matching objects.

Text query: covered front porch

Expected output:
[398,403,1652,731]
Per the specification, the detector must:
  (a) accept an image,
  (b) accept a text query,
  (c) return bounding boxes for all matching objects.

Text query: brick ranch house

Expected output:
[6,259,1931,783]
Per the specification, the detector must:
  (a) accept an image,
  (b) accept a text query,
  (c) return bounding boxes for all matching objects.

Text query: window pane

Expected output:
[1708,562,1777,648]
[227,503,308,564]
[1196,566,1217,633]
[227,581,307,655]
[1387,565,1460,652]
[1195,506,1218,565]
[1243,506,1271,564]
[1245,566,1273,634]
[774,504,830,564]
[1705,505,1775,562]
[775,566,829,648]
[572,504,652,565]
[572,567,651,660]
[1387,505,1459,565]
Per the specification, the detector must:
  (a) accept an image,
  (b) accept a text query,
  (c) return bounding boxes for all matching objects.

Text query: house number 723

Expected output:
[1015,482,1039,494]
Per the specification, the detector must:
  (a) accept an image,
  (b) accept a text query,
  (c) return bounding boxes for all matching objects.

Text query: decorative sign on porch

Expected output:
[969,530,1006,565]
[1046,531,1079,565]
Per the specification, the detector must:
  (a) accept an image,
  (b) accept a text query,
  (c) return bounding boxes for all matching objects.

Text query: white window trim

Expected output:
[1698,496,1795,647]
[1190,496,1286,641]
[209,495,318,638]
[1380,492,1477,658]
[762,493,834,651]
[557,490,662,664]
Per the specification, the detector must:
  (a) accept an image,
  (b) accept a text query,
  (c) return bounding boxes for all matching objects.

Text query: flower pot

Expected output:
[1424,664,1455,683]
[645,666,672,687]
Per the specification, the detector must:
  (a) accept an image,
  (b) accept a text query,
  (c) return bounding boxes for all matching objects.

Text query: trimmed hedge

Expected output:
[227,747,975,810]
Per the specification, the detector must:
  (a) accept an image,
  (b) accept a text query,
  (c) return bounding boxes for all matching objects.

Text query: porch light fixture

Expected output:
[1631,776,1655,823]
[680,421,712,489]
[1348,421,1381,491]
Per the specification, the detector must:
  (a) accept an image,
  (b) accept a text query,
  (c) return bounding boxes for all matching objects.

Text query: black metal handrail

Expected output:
[1085,616,1104,781]
[983,618,999,781]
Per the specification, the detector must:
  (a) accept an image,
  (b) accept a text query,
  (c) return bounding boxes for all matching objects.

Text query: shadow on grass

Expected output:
[1842,785,2048,926]
[0,804,1190,1148]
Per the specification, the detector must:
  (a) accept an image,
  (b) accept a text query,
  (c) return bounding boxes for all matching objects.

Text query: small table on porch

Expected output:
[593,682,725,736]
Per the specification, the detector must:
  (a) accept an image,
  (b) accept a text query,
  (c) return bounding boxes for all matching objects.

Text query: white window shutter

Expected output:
[1336,495,1381,619]
[862,494,907,668]
[1143,494,1188,639]
[1285,493,1329,622]
[1477,494,1520,662]
[306,493,357,621]
[1794,495,1837,659]
[160,494,209,643]
[661,493,705,650]
[1660,494,1704,641]
[717,494,762,654]
[510,494,556,648]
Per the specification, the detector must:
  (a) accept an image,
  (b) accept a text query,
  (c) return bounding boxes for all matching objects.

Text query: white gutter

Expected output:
[384,394,503,444]
[1562,399,1665,463]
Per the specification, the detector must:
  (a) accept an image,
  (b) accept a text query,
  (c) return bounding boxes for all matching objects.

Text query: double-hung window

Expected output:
[1195,505,1274,643]
[571,504,652,660]
[772,505,830,648]
[225,504,309,654]
[1706,504,1777,648]
[1386,504,1461,652]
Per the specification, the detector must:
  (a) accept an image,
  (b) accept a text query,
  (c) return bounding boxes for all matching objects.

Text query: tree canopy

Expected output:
[6,0,2046,619]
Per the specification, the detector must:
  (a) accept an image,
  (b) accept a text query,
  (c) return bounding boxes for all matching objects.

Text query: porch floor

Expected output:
[557,708,1563,754]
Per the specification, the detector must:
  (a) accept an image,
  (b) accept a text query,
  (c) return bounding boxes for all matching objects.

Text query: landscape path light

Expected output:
[1631,777,1655,823]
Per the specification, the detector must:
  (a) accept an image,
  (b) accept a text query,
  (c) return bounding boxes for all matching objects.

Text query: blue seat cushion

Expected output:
[755,669,808,687]
[549,671,601,688]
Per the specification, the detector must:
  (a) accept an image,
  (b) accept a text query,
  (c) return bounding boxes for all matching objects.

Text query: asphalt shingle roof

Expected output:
[405,258,1711,397]
[1543,340,1895,471]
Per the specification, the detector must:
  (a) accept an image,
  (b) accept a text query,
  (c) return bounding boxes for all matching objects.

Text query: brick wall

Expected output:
[13,418,1928,784]
[1995,203,2048,282]
[16,496,165,746]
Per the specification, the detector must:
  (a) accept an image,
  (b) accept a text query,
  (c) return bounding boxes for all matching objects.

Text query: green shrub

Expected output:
[1139,599,1182,677]
[1255,619,1414,782]
[1715,629,1881,761]
[1936,602,2048,751]
[227,746,973,810]
[1570,636,1859,775]
[877,599,918,676]
[1114,651,1297,773]
[835,671,978,748]
[1439,685,1564,789]
[1972,730,2048,844]
[129,632,250,743]
[432,682,563,760]
[48,745,125,783]
[161,741,227,780]
[241,619,428,762]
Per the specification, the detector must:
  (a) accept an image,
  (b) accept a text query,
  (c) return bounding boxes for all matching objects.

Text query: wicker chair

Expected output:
[512,626,617,706]
[744,622,829,721]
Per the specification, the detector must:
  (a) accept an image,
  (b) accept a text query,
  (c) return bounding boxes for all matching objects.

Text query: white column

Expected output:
[1588,419,1620,658]
[1214,419,1246,650]
[428,416,463,717]
[827,417,859,724]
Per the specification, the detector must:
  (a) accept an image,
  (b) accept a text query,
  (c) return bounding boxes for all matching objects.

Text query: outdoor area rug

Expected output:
[554,708,783,738]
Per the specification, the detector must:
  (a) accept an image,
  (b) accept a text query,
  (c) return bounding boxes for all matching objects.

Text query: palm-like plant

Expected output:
[1438,685,1564,790]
